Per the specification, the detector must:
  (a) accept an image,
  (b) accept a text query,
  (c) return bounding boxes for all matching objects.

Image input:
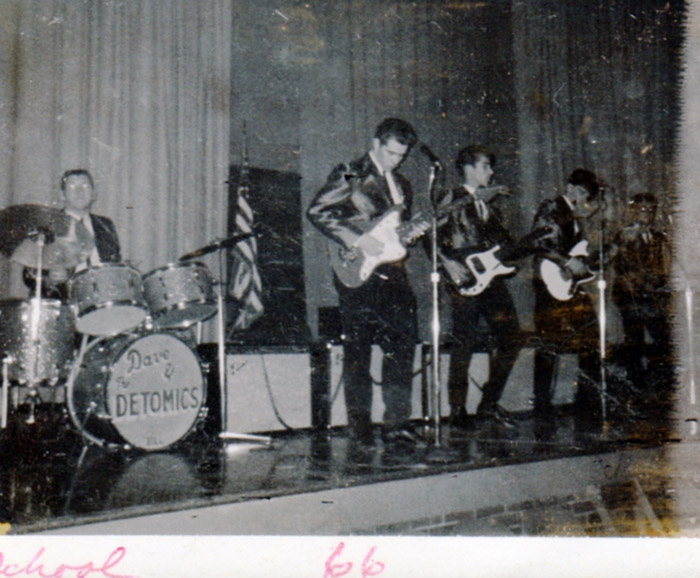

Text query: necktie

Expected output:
[385,170,404,205]
[82,215,101,267]
[476,199,488,222]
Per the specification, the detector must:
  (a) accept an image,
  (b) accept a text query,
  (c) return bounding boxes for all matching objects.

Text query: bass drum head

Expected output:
[69,332,205,451]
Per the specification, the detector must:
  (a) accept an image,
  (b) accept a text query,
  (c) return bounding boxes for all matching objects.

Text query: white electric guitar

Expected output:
[540,240,597,301]
[328,192,496,288]
[440,246,515,297]
[440,227,553,296]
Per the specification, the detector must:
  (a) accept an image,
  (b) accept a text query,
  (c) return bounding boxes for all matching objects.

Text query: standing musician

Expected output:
[436,145,531,431]
[24,169,121,299]
[612,192,673,417]
[530,168,604,439]
[307,118,422,461]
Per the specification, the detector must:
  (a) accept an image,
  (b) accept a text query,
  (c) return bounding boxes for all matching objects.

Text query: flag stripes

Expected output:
[228,181,264,330]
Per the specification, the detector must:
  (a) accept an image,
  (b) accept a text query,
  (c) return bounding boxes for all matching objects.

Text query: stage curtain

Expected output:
[512,0,680,217]
[0,0,231,298]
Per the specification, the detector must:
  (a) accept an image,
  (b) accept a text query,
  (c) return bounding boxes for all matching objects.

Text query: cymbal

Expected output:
[179,232,256,261]
[0,204,95,269]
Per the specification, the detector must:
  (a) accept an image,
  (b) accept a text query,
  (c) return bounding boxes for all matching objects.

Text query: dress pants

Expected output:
[533,279,602,433]
[447,280,521,413]
[334,265,417,439]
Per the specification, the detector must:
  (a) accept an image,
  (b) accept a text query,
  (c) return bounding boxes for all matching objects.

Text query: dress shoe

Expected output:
[382,425,423,447]
[381,437,424,467]
[477,404,516,429]
[448,407,476,431]
[347,437,375,466]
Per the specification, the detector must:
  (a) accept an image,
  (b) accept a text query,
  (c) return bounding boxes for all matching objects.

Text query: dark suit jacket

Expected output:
[23,212,121,298]
[89,213,121,263]
[531,195,583,272]
[613,226,670,305]
[307,153,413,251]
[435,187,515,260]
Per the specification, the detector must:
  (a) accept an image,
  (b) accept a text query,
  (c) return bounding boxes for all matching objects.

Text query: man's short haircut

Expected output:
[61,169,94,192]
[567,168,600,199]
[455,145,495,176]
[630,192,657,206]
[374,118,417,148]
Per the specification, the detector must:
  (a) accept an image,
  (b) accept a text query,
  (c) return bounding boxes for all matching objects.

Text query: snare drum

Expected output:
[67,332,205,450]
[69,264,148,336]
[143,262,216,329]
[0,298,75,384]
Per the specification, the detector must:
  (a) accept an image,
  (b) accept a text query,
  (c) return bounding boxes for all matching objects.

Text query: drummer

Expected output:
[24,169,121,298]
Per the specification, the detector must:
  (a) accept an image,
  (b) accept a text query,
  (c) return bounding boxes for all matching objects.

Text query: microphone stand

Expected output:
[596,188,608,428]
[426,163,443,447]
[215,246,271,445]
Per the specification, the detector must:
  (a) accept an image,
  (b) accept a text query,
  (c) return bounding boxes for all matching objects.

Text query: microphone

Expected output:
[419,143,442,169]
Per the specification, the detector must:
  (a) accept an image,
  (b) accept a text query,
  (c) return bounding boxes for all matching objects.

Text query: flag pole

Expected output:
[219,124,270,445]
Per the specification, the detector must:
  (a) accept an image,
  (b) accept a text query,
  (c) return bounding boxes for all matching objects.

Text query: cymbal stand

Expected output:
[25,232,47,425]
[214,246,270,445]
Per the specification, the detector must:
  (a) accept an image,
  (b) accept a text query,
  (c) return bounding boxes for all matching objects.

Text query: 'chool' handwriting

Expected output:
[0,546,137,578]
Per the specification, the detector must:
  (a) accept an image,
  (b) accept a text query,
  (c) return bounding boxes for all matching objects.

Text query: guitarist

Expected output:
[530,168,604,439]
[307,118,421,462]
[436,145,529,431]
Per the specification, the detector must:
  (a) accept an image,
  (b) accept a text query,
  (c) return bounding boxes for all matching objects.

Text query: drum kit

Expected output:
[0,204,252,452]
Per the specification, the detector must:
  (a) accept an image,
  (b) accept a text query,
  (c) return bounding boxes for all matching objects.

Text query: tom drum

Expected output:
[69,264,148,336]
[143,261,217,329]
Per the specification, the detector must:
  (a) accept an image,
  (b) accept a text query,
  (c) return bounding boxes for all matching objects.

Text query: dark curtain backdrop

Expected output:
[226,0,681,340]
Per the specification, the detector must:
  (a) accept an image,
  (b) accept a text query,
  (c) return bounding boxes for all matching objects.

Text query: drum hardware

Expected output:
[2,356,10,429]
[178,232,256,261]
[180,235,271,446]
[24,388,39,425]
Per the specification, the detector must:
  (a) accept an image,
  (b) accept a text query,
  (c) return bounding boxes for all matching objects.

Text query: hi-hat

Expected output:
[179,232,256,261]
[0,204,94,269]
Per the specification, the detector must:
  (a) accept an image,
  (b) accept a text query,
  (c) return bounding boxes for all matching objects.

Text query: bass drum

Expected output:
[67,332,205,451]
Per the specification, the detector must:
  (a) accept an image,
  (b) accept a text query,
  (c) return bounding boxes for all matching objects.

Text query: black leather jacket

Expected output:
[307,153,413,249]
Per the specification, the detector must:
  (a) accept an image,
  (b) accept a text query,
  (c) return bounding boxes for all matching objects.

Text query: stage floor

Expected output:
[1,401,689,536]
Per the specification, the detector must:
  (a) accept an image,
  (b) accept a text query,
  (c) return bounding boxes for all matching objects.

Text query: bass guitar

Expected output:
[539,240,597,301]
[441,227,554,296]
[328,189,505,288]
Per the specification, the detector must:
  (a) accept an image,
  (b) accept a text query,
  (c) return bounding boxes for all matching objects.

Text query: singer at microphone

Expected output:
[419,143,442,169]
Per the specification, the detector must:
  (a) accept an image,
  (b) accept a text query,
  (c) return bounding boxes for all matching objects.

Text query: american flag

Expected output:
[228,169,264,330]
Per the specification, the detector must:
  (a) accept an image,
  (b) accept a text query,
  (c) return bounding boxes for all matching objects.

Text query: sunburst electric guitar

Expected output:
[329,193,494,288]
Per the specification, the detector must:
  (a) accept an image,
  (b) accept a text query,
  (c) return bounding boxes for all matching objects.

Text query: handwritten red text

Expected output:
[0,546,137,578]
[324,542,385,578]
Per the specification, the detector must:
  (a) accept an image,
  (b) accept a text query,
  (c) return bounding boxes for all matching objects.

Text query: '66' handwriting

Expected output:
[324,542,385,578]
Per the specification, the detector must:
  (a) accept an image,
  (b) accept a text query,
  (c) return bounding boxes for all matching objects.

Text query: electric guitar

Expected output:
[328,189,504,288]
[441,227,554,296]
[539,240,597,301]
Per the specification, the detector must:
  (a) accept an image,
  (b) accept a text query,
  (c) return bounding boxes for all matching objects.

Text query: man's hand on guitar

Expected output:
[564,257,587,279]
[355,234,384,257]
